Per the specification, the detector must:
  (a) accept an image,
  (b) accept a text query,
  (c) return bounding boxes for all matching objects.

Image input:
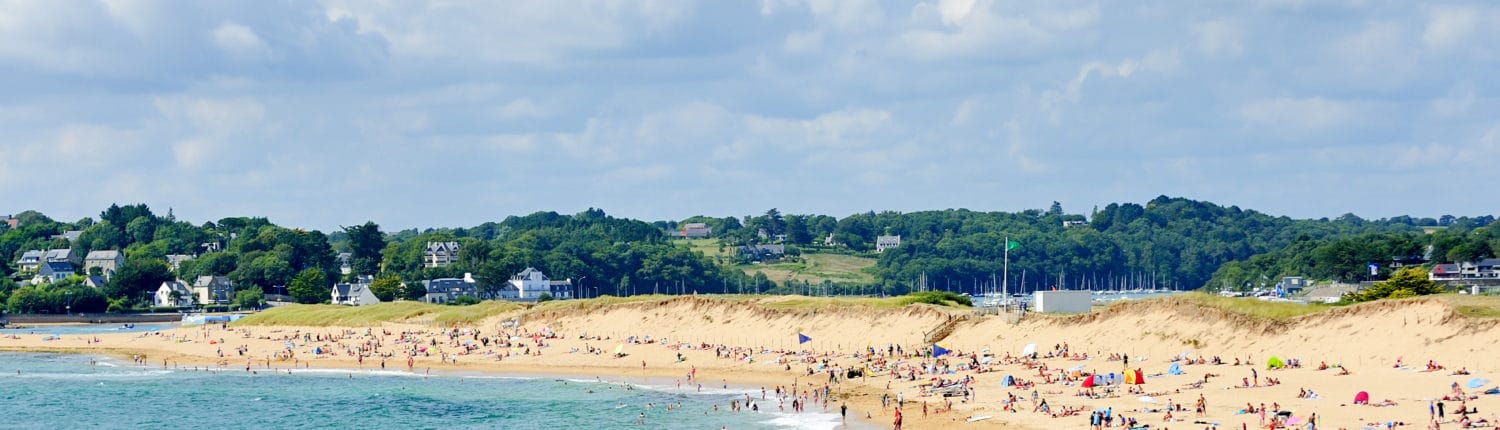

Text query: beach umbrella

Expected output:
[1082,375,1096,388]
[1168,362,1183,375]
[1022,343,1037,356]
[614,345,624,355]
[1068,364,1086,372]
[1353,391,1369,404]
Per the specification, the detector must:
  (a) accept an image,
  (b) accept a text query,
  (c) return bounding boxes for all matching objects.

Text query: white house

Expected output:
[37,261,74,282]
[506,268,572,300]
[332,279,380,306]
[424,241,461,268]
[156,281,194,308]
[14,250,43,272]
[875,235,902,253]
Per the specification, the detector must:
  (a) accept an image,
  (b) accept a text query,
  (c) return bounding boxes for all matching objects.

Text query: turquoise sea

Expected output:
[0,351,852,429]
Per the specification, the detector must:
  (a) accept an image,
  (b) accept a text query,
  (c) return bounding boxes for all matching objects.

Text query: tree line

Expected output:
[3,198,1496,313]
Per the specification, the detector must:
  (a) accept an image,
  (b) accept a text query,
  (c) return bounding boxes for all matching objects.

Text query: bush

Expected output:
[1343,267,1444,302]
[452,295,482,306]
[900,291,972,307]
[537,293,554,302]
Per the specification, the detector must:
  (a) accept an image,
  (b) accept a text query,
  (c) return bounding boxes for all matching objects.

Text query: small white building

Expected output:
[156,281,194,308]
[507,268,572,300]
[1032,290,1092,314]
[875,235,902,253]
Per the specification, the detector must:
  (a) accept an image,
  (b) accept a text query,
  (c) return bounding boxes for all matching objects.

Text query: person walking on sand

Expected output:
[841,402,847,423]
[893,407,903,430]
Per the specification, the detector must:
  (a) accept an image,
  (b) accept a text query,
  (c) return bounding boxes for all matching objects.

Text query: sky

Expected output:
[1,0,1496,231]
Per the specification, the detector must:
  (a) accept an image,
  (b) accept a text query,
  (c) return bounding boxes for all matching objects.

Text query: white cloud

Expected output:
[808,0,886,33]
[154,97,266,134]
[1422,5,1479,50]
[212,21,273,61]
[783,31,823,55]
[1236,97,1356,132]
[5,2,1500,227]
[1429,81,1475,117]
[316,0,692,64]
[896,2,1098,60]
[497,98,547,120]
[1192,19,1243,56]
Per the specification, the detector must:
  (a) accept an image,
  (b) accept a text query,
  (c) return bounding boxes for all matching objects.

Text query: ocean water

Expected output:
[0,322,179,335]
[0,352,849,430]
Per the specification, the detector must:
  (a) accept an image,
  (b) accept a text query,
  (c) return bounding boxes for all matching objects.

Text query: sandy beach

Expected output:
[5,295,1500,430]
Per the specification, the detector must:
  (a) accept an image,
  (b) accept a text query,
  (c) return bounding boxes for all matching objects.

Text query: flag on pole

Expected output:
[932,343,950,357]
[798,333,812,344]
[1007,240,1020,251]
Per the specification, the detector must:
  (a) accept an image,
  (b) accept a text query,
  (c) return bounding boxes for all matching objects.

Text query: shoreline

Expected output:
[7,295,1500,430]
[0,343,892,430]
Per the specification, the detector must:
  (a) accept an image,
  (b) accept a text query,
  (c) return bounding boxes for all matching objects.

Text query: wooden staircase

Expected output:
[923,315,966,343]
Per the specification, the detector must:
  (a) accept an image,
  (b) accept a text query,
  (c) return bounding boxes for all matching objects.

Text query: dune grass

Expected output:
[1435,294,1500,318]
[432,301,525,326]
[1170,293,1334,321]
[234,302,445,327]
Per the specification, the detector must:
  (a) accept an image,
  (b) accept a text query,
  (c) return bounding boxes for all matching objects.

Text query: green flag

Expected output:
[1006,240,1019,251]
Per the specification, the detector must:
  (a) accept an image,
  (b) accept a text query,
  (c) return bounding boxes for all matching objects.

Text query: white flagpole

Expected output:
[1002,236,1009,299]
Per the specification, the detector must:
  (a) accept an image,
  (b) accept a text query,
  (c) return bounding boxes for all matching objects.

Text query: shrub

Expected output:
[900,291,972,307]
[452,295,482,306]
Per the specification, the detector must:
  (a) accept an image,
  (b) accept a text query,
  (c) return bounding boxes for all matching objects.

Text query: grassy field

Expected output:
[741,253,878,285]
[675,238,879,285]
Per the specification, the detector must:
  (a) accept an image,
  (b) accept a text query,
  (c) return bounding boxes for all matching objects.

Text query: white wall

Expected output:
[1033,290,1092,313]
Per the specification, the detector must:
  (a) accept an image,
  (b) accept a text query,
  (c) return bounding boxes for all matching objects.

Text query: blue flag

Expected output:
[798,333,811,344]
[932,343,950,357]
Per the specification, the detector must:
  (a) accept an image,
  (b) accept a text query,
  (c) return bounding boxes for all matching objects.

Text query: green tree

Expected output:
[342,221,386,277]
[106,259,173,301]
[233,288,265,310]
[287,268,329,304]
[785,215,812,245]
[369,275,403,302]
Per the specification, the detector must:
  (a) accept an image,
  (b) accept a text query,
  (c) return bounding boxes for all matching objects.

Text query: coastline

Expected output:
[7,295,1500,430]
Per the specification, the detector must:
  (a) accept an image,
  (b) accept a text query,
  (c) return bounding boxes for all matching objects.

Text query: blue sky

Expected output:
[1,0,1496,231]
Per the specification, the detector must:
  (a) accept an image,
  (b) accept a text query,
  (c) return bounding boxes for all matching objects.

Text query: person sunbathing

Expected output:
[1454,367,1471,375]
[1337,366,1351,376]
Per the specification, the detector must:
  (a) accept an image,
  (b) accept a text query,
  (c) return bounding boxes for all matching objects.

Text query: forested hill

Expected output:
[2,198,1497,313]
[862,197,1490,292]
